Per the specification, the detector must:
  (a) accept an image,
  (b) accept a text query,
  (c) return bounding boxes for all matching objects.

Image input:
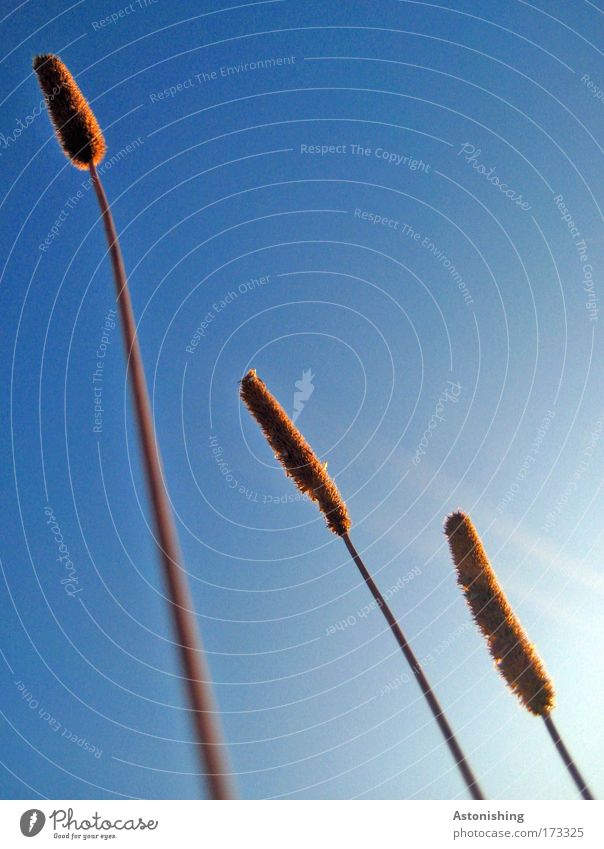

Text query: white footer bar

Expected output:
[1,800,602,848]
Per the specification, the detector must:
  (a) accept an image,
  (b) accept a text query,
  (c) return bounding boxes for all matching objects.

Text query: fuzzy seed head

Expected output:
[444,510,555,716]
[240,370,351,536]
[33,54,106,169]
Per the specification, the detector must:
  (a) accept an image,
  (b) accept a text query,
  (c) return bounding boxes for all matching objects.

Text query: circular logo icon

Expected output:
[20,810,45,837]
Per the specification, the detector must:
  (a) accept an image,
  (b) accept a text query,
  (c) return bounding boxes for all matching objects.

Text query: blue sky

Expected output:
[1,0,604,800]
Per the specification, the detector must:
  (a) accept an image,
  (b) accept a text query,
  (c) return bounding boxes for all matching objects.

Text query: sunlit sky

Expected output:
[1,0,603,800]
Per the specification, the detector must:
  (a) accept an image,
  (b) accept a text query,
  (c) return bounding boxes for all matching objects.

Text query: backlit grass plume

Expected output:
[240,369,351,535]
[444,510,593,799]
[33,54,106,169]
[240,370,484,799]
[444,510,554,716]
[34,53,233,800]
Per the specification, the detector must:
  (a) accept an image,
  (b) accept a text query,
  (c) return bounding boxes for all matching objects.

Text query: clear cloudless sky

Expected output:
[1,0,604,800]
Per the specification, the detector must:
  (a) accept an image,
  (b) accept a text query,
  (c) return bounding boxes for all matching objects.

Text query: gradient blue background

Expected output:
[1,0,603,800]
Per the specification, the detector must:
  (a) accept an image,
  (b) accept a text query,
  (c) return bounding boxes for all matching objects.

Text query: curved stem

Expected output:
[341,533,485,800]
[543,714,594,800]
[89,162,234,800]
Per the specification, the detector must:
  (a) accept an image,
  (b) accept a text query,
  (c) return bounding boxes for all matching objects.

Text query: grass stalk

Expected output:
[240,369,484,799]
[444,510,594,800]
[33,53,234,799]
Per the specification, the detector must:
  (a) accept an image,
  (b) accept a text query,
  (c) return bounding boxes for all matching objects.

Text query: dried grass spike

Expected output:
[444,510,555,716]
[33,54,106,169]
[240,370,351,536]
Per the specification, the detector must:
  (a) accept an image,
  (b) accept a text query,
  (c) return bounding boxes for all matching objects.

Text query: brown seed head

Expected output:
[240,370,351,536]
[33,54,106,169]
[444,510,555,716]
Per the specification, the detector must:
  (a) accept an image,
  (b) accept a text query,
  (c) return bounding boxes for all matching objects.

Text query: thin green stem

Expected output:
[89,162,234,800]
[543,714,594,800]
[342,533,485,800]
